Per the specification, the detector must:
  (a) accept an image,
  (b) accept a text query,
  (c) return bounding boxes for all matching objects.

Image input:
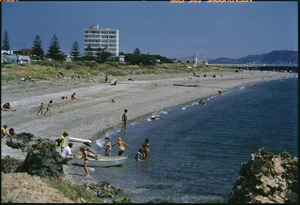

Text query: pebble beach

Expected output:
[1,70,296,202]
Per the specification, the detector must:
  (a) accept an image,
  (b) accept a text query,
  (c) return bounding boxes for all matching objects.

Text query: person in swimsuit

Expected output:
[36,102,44,115]
[105,142,112,156]
[71,92,78,100]
[112,138,130,156]
[142,138,150,160]
[120,109,128,131]
[43,100,53,115]
[135,148,143,162]
[2,103,16,111]
[80,147,90,177]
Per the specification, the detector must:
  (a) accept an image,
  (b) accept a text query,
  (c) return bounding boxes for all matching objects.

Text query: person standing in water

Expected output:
[112,138,130,156]
[120,109,128,131]
[142,138,150,160]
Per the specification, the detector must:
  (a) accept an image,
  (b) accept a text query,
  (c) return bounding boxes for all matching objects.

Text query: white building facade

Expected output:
[84,24,119,56]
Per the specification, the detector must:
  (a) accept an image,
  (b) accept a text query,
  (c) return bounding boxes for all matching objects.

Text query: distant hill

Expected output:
[209,50,298,65]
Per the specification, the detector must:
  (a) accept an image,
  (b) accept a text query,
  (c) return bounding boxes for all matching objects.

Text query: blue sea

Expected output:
[72,76,298,203]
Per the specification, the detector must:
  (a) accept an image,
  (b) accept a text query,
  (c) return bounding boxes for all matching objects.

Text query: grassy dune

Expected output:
[1,61,235,83]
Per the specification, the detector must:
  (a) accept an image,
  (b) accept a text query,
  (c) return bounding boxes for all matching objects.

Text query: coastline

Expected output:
[1,70,296,179]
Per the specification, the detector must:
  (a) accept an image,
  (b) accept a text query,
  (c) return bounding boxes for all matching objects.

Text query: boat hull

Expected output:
[73,156,127,167]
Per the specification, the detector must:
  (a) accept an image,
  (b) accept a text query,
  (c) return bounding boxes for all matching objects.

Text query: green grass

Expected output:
[1,61,237,84]
[45,176,103,203]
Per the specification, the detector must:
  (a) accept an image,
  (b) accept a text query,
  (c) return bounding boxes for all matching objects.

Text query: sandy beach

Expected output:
[1,70,295,160]
[1,70,297,202]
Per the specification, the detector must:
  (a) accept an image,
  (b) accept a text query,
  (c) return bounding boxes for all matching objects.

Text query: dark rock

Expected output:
[1,156,23,173]
[229,148,298,204]
[6,132,43,152]
[16,140,64,178]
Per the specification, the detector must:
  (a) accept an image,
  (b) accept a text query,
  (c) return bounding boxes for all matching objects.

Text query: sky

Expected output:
[1,1,298,60]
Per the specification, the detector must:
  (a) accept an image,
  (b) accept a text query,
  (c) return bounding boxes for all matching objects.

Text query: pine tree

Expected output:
[46,34,65,61]
[133,48,141,55]
[70,40,81,61]
[31,35,45,61]
[2,30,10,51]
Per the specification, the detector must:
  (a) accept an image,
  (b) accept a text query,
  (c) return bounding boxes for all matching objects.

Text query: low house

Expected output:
[1,54,31,64]
[174,56,208,65]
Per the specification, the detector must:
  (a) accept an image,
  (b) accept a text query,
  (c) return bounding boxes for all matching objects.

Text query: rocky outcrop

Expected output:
[1,156,23,173]
[84,181,124,198]
[6,132,43,152]
[16,140,64,178]
[229,148,298,204]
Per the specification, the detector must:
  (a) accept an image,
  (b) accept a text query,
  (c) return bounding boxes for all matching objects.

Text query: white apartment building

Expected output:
[84,24,119,56]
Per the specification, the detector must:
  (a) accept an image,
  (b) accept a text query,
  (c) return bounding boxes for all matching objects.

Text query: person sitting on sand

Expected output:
[105,142,112,156]
[2,103,16,111]
[71,92,78,100]
[1,125,11,138]
[61,143,77,164]
[8,128,16,138]
[43,100,53,115]
[61,96,68,100]
[112,138,130,156]
[36,102,44,115]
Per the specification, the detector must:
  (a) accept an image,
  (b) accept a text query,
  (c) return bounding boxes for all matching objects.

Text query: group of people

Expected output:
[36,100,53,116]
[58,131,98,177]
[1,124,15,138]
[61,92,78,100]
[135,138,151,162]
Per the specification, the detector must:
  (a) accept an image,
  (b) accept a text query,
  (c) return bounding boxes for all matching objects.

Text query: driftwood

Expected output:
[173,84,199,87]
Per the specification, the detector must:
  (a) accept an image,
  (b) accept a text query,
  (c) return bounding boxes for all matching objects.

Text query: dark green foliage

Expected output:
[70,40,81,61]
[2,30,10,50]
[125,53,173,65]
[83,44,94,61]
[31,35,45,61]
[46,34,65,61]
[96,47,113,63]
[133,48,141,55]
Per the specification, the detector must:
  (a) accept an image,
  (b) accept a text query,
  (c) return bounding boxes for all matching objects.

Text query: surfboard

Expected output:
[69,137,92,144]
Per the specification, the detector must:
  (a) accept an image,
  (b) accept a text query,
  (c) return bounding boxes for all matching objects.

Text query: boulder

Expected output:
[6,132,43,152]
[16,140,64,178]
[229,148,298,204]
[1,156,23,173]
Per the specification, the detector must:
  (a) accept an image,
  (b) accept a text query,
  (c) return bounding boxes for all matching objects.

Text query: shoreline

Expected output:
[1,70,297,178]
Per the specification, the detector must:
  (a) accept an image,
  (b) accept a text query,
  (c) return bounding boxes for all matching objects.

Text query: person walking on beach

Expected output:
[43,100,53,115]
[120,109,128,131]
[142,138,150,160]
[60,131,69,153]
[36,102,44,115]
[112,138,130,156]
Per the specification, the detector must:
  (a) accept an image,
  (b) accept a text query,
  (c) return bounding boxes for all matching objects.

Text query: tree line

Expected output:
[2,30,174,65]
